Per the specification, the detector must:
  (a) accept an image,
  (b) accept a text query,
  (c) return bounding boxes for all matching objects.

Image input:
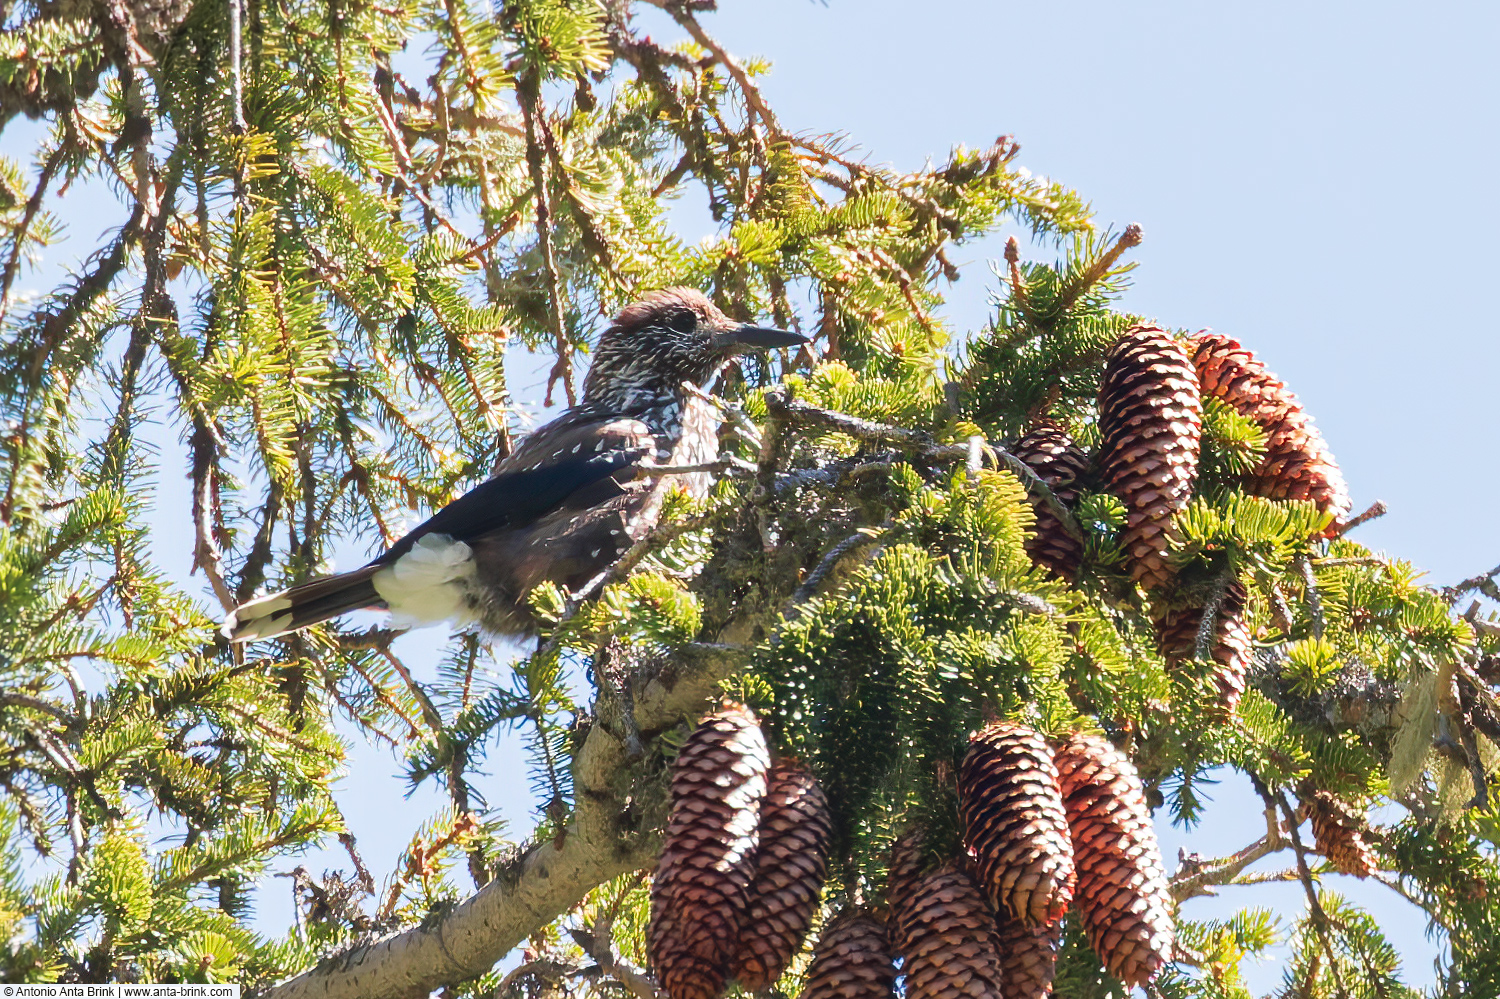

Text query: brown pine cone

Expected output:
[1305,789,1378,878]
[1191,334,1351,532]
[734,763,833,990]
[886,828,929,909]
[1153,580,1253,715]
[994,910,1061,999]
[800,911,897,999]
[958,721,1076,926]
[1053,732,1174,987]
[648,704,771,999]
[1013,421,1089,580]
[893,864,1006,999]
[1097,327,1203,590]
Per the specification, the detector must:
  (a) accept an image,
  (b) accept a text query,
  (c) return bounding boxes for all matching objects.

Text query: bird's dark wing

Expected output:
[224,417,655,643]
[370,438,651,567]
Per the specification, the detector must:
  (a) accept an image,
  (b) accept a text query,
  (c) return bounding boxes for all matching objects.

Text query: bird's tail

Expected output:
[222,566,384,643]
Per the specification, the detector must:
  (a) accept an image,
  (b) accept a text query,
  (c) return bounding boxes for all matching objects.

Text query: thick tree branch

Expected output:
[1171,805,1284,903]
[261,636,748,999]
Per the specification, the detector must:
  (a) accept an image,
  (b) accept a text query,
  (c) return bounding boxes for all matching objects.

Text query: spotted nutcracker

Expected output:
[222,288,806,642]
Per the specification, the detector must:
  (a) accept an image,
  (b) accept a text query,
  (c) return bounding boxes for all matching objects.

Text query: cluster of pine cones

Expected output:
[1015,327,1351,715]
[649,711,1174,998]
[648,704,833,999]
[880,722,1172,999]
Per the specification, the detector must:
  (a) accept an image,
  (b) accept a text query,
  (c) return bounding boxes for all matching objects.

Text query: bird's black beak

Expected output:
[715,323,809,354]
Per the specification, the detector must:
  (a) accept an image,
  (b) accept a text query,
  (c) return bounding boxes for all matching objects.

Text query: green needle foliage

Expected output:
[0,1,1497,996]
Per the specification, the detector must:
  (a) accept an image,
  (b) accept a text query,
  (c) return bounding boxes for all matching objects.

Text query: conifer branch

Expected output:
[190,423,238,614]
[520,72,575,408]
[766,393,1087,543]
[648,0,781,138]
[0,692,73,723]
[1053,223,1142,315]
[638,456,757,478]
[376,647,445,735]
[788,522,891,611]
[0,140,67,328]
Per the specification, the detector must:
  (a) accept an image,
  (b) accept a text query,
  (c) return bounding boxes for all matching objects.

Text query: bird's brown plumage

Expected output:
[223,288,804,642]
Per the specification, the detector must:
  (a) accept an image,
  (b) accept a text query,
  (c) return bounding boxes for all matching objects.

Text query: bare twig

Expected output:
[682,382,763,449]
[533,511,717,666]
[0,141,66,326]
[1311,557,1388,569]
[1277,791,1352,999]
[1171,805,1284,902]
[227,0,245,133]
[593,641,644,761]
[637,456,757,479]
[1335,500,1387,536]
[788,523,890,610]
[766,394,1087,544]
[189,424,237,613]
[338,831,376,895]
[942,442,1087,544]
[376,647,445,735]
[1452,660,1492,810]
[0,692,73,723]
[1445,560,1500,605]
[1269,583,1295,634]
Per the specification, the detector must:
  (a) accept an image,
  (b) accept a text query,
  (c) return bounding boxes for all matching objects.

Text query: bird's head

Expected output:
[581,288,807,411]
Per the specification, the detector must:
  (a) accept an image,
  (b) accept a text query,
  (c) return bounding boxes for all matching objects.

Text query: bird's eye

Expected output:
[665,309,697,335]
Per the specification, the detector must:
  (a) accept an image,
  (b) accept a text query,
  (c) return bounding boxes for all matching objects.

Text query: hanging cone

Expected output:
[993,910,1061,999]
[1153,580,1253,715]
[893,863,1006,999]
[958,720,1076,926]
[1191,334,1351,533]
[1097,327,1203,590]
[886,828,929,909]
[734,763,834,990]
[1053,733,1174,988]
[800,911,897,999]
[1304,789,1378,878]
[648,704,771,999]
[1013,421,1089,580]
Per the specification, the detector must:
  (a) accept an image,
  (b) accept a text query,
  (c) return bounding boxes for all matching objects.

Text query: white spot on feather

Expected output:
[220,592,293,641]
[372,534,479,630]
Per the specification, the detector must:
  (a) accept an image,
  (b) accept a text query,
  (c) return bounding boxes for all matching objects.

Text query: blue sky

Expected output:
[9,0,1497,991]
